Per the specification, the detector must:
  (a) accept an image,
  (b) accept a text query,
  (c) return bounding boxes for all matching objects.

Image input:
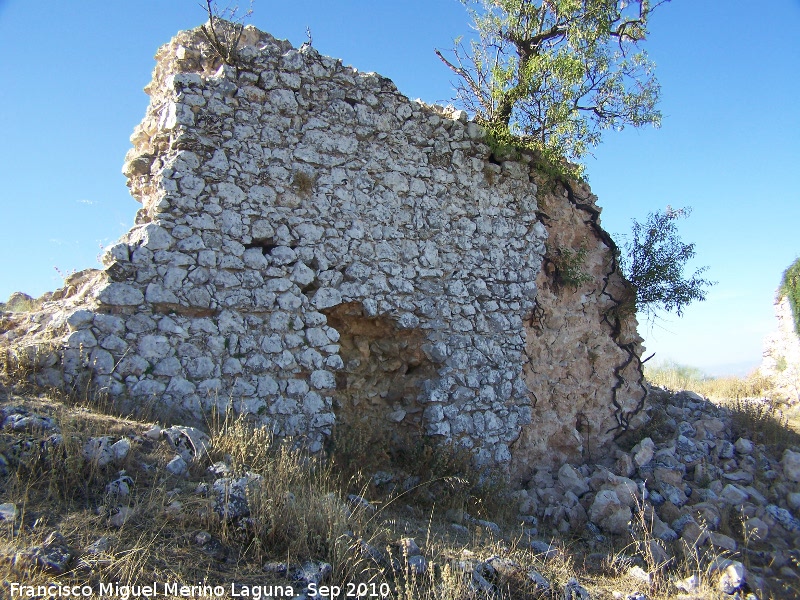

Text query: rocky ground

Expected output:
[1,377,799,599]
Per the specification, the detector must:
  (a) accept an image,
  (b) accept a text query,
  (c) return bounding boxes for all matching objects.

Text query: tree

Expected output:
[619,207,714,322]
[436,0,668,164]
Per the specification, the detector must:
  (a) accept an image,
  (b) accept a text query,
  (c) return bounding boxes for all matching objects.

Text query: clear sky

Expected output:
[0,1,798,376]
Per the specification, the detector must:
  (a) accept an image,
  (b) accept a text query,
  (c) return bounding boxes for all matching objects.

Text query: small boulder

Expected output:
[632,438,655,468]
[406,555,427,576]
[717,560,746,594]
[106,474,134,497]
[719,484,749,505]
[743,517,769,543]
[563,577,591,600]
[110,438,132,462]
[558,463,590,497]
[589,490,632,535]
[213,473,264,520]
[82,437,116,467]
[109,506,134,528]
[782,449,800,483]
[734,438,754,455]
[162,426,211,462]
[0,502,19,521]
[293,560,332,586]
[398,537,421,557]
[165,455,189,477]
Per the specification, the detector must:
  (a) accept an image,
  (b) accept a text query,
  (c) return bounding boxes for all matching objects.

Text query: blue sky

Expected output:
[0,1,798,375]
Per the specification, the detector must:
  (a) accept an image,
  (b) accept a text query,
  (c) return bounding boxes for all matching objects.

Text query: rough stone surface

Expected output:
[0,22,643,472]
[760,294,800,404]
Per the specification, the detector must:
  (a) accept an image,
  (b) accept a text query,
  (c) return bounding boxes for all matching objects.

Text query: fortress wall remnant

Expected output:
[1,23,645,475]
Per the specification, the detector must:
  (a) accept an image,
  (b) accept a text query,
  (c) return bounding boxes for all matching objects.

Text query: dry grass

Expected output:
[645,361,800,449]
[644,361,775,401]
[2,372,800,599]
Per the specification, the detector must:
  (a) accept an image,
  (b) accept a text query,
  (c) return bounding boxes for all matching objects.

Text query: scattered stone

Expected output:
[674,574,700,593]
[195,531,212,545]
[263,561,290,576]
[632,438,655,467]
[589,489,632,534]
[558,463,590,496]
[293,560,332,587]
[719,484,749,505]
[398,537,421,557]
[166,455,189,477]
[628,566,652,585]
[527,568,551,591]
[110,438,132,462]
[208,461,232,476]
[143,424,162,440]
[613,593,648,600]
[106,474,134,497]
[707,531,738,552]
[0,502,19,521]
[530,540,559,559]
[347,494,375,513]
[743,517,769,543]
[85,536,111,554]
[3,410,58,432]
[356,538,385,565]
[782,450,800,483]
[563,577,591,600]
[406,555,427,576]
[722,470,754,485]
[16,532,73,574]
[734,438,754,455]
[486,556,519,577]
[162,426,210,462]
[109,506,134,528]
[470,570,494,593]
[717,560,746,594]
[474,518,502,536]
[82,437,117,467]
[765,504,800,532]
[213,473,264,519]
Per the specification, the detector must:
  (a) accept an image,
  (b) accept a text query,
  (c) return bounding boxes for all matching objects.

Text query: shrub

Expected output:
[620,207,714,322]
[780,256,800,335]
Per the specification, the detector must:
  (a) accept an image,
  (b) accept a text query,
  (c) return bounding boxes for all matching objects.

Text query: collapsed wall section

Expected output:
[0,22,646,472]
[511,180,646,481]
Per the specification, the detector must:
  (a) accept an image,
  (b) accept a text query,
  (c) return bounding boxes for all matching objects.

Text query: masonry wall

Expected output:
[760,294,800,404]
[1,23,645,473]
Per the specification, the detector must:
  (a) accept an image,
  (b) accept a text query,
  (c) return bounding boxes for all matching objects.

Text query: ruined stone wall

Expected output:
[760,294,800,404]
[0,23,644,473]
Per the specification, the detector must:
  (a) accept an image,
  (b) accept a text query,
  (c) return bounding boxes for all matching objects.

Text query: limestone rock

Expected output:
[716,560,746,594]
[162,426,210,462]
[589,490,632,535]
[782,449,800,483]
[213,473,264,520]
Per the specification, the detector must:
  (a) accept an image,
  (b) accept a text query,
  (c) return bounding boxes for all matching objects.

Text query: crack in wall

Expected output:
[557,178,646,437]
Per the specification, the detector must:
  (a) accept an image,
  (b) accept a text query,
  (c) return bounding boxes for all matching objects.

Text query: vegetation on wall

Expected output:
[436,0,667,166]
[781,257,800,335]
[618,207,713,321]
